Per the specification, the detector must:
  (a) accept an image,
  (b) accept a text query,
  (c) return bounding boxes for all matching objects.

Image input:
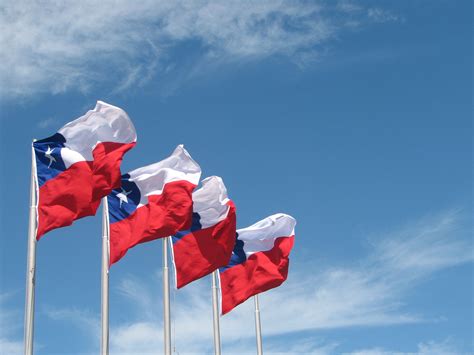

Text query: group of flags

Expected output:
[31,100,296,332]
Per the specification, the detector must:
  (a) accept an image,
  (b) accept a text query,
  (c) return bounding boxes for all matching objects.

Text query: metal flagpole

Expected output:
[101,197,110,355]
[254,295,263,355]
[211,271,222,355]
[24,143,37,355]
[163,237,172,355]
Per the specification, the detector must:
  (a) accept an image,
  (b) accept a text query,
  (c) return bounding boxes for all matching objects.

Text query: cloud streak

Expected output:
[348,338,459,355]
[43,209,472,354]
[1,0,399,99]
[0,291,23,355]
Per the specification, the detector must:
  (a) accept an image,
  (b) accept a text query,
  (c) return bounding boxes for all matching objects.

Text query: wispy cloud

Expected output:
[44,209,472,354]
[0,338,22,355]
[45,307,100,336]
[243,210,472,336]
[42,306,100,354]
[367,8,401,23]
[0,1,400,99]
[348,338,460,355]
[37,117,58,129]
[115,271,161,320]
[0,291,23,355]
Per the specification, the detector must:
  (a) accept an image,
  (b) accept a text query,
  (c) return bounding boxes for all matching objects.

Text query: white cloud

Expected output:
[45,307,100,336]
[367,8,400,23]
[246,210,472,336]
[0,338,23,355]
[44,210,472,354]
[348,338,459,355]
[416,339,459,355]
[37,117,58,129]
[115,273,157,318]
[0,292,23,355]
[369,210,473,275]
[337,1,364,14]
[0,1,400,99]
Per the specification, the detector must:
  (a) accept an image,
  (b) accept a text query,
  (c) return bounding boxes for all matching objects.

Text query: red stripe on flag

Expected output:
[36,161,95,239]
[173,202,236,288]
[36,141,135,239]
[109,180,196,266]
[220,235,294,315]
[91,141,136,201]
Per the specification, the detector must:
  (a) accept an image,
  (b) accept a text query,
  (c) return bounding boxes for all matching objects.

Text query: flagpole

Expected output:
[24,143,37,355]
[163,237,172,355]
[211,271,221,355]
[254,295,263,355]
[101,197,110,355]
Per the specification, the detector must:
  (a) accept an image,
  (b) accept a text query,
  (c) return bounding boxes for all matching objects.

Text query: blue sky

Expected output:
[0,1,472,354]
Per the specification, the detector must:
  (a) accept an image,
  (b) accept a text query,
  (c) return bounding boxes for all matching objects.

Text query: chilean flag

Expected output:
[170,176,236,289]
[33,101,136,239]
[107,145,201,265]
[219,213,296,315]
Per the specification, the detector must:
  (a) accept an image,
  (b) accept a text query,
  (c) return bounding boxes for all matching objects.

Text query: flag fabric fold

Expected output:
[33,101,137,239]
[170,176,236,289]
[108,145,201,265]
[219,213,296,315]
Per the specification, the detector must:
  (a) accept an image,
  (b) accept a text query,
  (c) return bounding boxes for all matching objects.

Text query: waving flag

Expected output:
[33,101,136,239]
[219,214,296,315]
[170,176,236,288]
[108,145,201,265]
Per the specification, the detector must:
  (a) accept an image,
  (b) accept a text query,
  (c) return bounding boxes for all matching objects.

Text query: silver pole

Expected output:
[24,144,37,355]
[211,271,221,355]
[163,237,171,355]
[101,197,110,355]
[254,295,263,355]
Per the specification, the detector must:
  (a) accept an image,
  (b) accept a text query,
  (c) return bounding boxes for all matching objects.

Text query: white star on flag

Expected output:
[44,146,57,168]
[116,188,132,208]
